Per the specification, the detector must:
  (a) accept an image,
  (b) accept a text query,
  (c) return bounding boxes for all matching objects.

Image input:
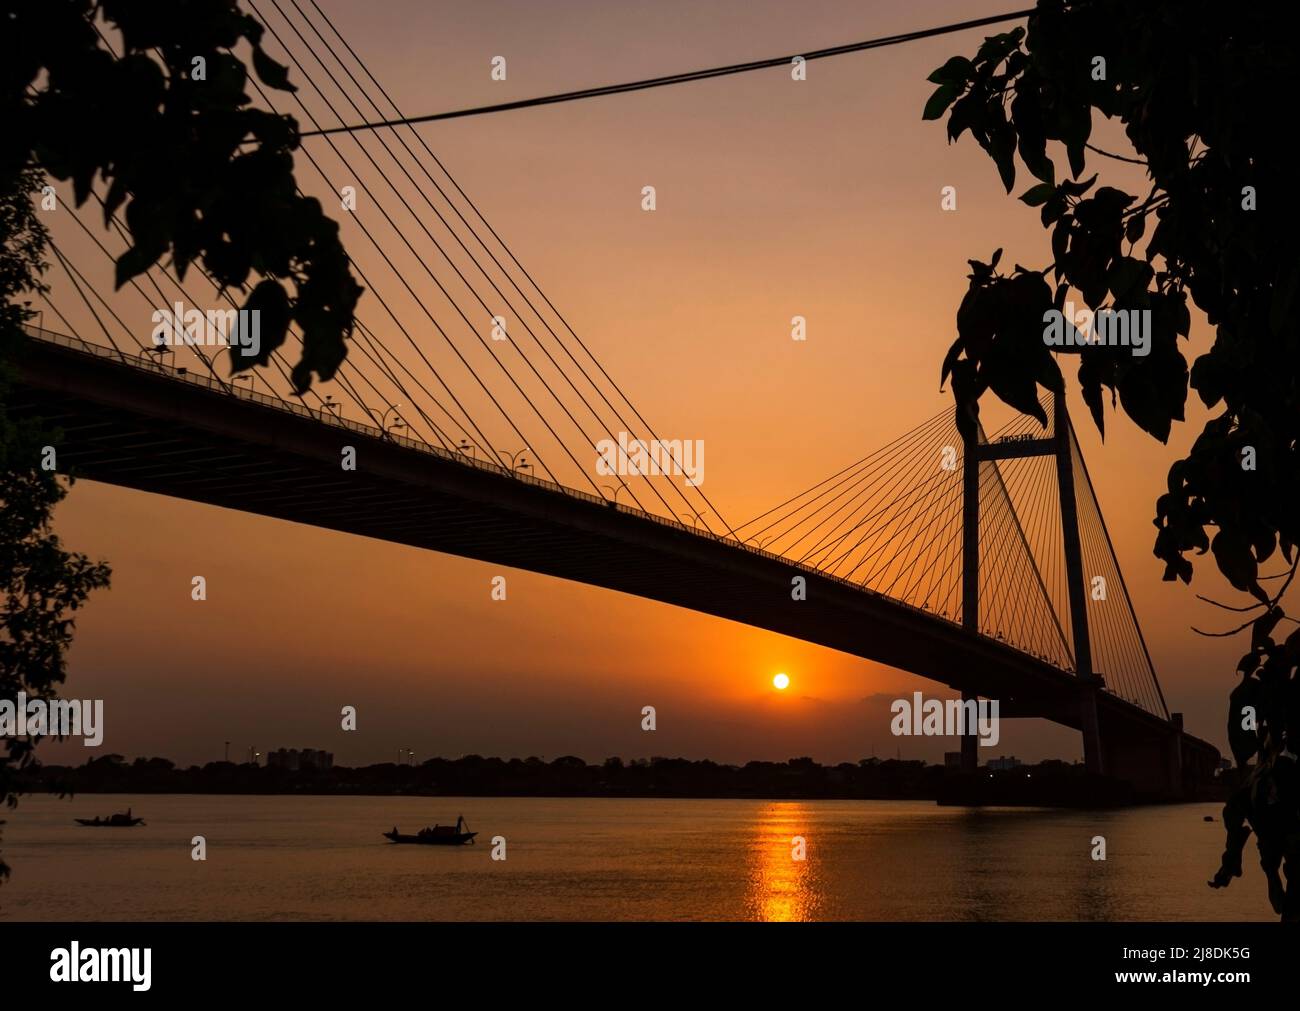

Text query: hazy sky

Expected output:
[36,0,1256,768]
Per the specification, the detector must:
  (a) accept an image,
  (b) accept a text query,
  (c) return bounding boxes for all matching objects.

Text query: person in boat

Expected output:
[455,815,464,834]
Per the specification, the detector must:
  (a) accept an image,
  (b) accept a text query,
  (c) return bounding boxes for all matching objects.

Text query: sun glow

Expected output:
[773,673,790,691]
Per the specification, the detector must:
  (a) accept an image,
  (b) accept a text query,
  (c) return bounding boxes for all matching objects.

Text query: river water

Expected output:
[0,794,1273,920]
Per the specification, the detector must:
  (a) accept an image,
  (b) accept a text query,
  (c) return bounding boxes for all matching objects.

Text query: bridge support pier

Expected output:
[961,408,981,774]
[963,392,1109,776]
[1167,713,1185,795]
[1101,726,1185,799]
[960,691,979,772]
[1052,393,1105,777]
[1077,685,1104,777]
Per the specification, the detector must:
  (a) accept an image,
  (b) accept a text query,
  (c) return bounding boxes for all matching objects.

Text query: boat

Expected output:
[383,814,476,846]
[74,809,145,827]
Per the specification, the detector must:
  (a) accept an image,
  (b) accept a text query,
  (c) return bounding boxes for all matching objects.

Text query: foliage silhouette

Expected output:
[1,0,362,390]
[1,0,361,886]
[1208,615,1300,920]
[0,167,112,883]
[926,0,1300,918]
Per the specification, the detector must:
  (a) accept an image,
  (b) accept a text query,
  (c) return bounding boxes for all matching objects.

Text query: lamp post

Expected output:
[210,345,255,392]
[375,405,406,439]
[498,448,529,473]
[22,303,42,333]
[144,344,174,371]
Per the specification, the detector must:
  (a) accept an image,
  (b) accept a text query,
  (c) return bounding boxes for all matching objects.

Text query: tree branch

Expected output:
[1085,141,1148,165]
[1196,594,1265,613]
[1192,614,1260,638]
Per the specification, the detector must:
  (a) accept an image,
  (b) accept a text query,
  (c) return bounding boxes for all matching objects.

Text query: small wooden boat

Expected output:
[383,815,476,846]
[75,810,145,827]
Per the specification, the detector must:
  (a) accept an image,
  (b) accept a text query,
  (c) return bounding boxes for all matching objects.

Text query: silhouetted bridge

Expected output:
[9,327,1219,798]
[13,0,1222,797]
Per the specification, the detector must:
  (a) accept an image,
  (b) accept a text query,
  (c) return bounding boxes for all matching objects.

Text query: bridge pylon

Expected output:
[961,389,1105,776]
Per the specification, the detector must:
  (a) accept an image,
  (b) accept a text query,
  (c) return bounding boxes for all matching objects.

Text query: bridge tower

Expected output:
[960,390,1104,775]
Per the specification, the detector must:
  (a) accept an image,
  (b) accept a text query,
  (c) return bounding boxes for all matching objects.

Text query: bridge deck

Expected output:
[6,331,1220,784]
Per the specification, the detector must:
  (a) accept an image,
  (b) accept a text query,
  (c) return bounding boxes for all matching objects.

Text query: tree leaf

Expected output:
[1019,182,1055,206]
[230,279,291,371]
[251,45,296,93]
[922,83,960,121]
[927,56,974,85]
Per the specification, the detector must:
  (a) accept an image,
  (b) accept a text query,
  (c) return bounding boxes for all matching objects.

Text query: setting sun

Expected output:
[773,673,790,691]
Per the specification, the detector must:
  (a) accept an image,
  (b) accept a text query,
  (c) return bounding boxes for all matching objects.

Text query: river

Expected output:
[0,794,1272,920]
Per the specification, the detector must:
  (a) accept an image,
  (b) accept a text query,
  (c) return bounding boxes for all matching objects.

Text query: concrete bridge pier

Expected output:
[960,691,979,772]
[1098,712,1208,800]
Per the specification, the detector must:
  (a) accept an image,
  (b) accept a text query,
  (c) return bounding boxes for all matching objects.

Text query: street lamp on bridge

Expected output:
[365,403,407,439]
[210,345,254,392]
[143,344,174,370]
[498,448,530,473]
[680,510,710,529]
[22,302,43,333]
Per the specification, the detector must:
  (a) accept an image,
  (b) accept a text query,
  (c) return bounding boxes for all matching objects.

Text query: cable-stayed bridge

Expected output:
[10,324,1218,796]
[8,0,1219,796]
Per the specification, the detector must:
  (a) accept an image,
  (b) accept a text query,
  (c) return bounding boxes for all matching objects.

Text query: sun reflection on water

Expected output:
[744,802,823,921]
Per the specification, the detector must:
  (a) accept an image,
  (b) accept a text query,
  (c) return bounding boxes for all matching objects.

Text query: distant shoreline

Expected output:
[13,752,1204,805]
[18,754,949,801]
[28,790,943,802]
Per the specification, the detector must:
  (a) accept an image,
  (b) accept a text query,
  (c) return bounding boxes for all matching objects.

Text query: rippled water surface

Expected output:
[0,794,1272,920]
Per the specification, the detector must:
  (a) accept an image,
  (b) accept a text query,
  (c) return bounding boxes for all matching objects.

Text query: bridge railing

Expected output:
[20,324,1078,674]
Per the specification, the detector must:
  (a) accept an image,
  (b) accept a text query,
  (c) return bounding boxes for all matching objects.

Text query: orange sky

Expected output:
[35,0,1259,767]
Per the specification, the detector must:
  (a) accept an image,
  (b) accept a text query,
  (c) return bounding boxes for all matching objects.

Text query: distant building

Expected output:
[986,755,1022,771]
[267,748,334,772]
